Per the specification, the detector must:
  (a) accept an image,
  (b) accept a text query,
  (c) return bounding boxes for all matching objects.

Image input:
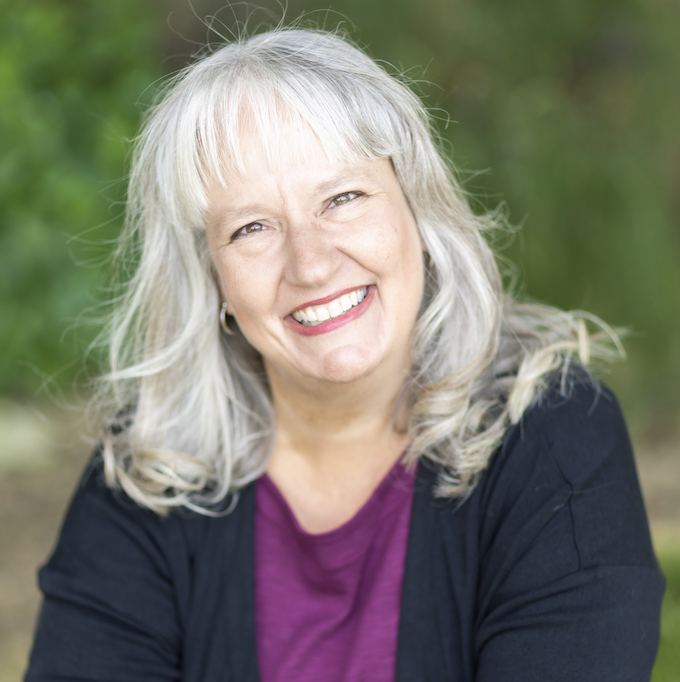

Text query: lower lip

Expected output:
[284,286,375,337]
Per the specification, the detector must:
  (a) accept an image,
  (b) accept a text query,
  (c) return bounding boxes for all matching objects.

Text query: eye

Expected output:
[231,222,265,241]
[328,191,363,208]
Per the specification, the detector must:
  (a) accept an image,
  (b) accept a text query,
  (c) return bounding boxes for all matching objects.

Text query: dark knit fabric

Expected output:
[26,379,663,681]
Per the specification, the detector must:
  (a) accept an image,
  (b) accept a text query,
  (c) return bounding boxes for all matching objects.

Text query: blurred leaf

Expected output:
[2,0,679,423]
[0,0,161,395]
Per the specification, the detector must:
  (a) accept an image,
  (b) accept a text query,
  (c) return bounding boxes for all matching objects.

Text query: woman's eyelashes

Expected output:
[229,191,363,241]
[328,191,363,208]
[230,222,265,242]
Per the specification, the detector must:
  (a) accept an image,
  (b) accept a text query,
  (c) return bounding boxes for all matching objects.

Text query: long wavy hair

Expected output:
[95,27,621,514]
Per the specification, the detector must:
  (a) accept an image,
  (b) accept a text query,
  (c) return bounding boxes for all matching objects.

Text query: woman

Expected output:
[27,27,663,681]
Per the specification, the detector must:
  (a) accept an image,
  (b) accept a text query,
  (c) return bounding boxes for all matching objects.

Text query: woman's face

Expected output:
[205,125,424,390]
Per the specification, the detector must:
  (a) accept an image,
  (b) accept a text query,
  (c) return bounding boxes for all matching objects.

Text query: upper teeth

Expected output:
[291,287,368,326]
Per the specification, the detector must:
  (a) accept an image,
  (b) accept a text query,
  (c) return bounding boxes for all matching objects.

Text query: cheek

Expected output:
[341,214,405,269]
[392,224,425,313]
[216,254,269,319]
[385,217,424,282]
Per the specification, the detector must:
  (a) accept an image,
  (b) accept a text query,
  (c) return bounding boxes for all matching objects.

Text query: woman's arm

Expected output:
[25,458,183,682]
[398,377,663,682]
[473,379,664,681]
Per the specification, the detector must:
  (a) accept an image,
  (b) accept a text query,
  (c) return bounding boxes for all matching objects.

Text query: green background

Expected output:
[2,0,680,435]
[1,0,678,676]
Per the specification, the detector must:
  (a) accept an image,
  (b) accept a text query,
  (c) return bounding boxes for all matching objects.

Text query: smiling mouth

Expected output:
[290,287,368,327]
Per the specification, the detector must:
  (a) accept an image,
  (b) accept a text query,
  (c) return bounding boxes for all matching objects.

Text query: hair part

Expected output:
[94,27,622,514]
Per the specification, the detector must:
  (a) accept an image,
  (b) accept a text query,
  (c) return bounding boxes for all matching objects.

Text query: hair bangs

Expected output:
[147,31,422,231]
[190,64,409,197]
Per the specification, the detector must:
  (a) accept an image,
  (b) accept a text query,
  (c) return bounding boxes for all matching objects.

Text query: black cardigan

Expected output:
[26,380,664,681]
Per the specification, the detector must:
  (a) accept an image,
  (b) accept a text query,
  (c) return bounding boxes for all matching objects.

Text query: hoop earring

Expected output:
[220,302,235,336]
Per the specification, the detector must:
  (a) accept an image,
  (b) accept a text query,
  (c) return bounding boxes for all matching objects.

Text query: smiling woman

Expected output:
[206,148,423,387]
[26,27,662,682]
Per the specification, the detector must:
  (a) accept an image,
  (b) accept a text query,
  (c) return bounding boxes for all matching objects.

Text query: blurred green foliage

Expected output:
[2,0,679,427]
[0,0,160,395]
[653,549,680,681]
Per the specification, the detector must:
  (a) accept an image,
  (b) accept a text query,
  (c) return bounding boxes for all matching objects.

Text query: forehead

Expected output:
[204,127,400,237]
[207,145,396,224]
[206,102,364,185]
[198,97,406,233]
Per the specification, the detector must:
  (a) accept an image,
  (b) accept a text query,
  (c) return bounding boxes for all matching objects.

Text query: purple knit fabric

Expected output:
[254,463,415,682]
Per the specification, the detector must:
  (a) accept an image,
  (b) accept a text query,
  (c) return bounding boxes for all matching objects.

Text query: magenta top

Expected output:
[254,463,416,682]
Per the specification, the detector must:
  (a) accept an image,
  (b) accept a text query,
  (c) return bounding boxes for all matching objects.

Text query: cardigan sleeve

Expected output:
[472,381,664,681]
[25,458,184,682]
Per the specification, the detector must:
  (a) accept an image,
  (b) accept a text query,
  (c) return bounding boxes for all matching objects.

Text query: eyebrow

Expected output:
[210,165,379,235]
[312,167,377,196]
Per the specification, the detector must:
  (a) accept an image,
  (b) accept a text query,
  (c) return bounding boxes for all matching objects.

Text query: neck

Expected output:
[263,360,412,533]
[268,359,409,463]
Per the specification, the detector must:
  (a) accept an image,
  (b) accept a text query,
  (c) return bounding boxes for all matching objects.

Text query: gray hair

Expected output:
[96,28,621,513]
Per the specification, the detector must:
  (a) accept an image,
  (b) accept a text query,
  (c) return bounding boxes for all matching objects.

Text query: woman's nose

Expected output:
[283,219,342,288]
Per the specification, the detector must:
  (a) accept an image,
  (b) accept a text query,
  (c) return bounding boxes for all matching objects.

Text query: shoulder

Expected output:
[476,372,657,570]
[462,375,665,680]
[42,455,195,608]
[31,454,256,676]
[500,374,631,485]
[494,372,635,494]
[406,374,663,680]
[44,453,254,593]
[520,373,630,480]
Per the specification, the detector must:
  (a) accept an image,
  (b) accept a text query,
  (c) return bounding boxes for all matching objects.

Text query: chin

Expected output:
[311,346,380,385]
